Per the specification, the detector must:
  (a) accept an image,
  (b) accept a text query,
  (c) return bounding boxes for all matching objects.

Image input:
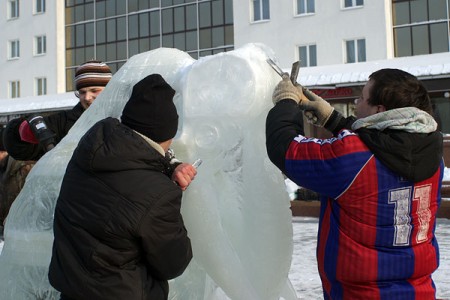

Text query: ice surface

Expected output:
[0,44,297,299]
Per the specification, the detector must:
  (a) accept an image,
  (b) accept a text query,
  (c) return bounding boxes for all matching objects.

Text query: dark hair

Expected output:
[368,68,432,114]
[0,127,5,151]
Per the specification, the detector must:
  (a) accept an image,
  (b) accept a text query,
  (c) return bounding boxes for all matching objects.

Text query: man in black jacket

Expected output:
[49,74,194,300]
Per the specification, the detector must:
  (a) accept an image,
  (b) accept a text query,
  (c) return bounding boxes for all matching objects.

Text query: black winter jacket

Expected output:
[48,117,192,300]
[3,102,85,161]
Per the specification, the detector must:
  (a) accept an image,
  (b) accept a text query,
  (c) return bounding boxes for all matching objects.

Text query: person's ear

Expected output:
[376,105,386,113]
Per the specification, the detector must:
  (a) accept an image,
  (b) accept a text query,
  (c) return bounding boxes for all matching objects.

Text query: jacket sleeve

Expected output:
[41,102,84,146]
[2,117,43,161]
[139,188,192,280]
[165,148,182,178]
[267,100,375,198]
[325,110,357,136]
[265,99,304,174]
[43,110,71,144]
[3,103,81,161]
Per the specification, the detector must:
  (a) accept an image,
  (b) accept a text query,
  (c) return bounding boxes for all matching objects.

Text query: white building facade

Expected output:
[233,0,394,68]
[234,0,450,69]
[0,0,449,133]
[0,0,65,99]
[0,0,233,99]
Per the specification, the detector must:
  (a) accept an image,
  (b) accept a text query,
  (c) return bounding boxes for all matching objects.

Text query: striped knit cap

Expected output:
[74,60,112,90]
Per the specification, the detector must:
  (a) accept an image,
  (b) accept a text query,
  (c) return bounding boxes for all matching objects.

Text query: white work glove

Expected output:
[300,88,334,127]
[272,74,305,105]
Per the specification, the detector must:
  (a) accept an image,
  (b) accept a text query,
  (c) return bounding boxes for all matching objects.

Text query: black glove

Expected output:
[26,115,56,151]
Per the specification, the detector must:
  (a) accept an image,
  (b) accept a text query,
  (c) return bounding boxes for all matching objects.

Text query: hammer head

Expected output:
[266,59,300,84]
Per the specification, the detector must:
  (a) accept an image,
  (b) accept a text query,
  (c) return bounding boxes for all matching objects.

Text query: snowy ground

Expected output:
[290,216,450,300]
[1,216,448,299]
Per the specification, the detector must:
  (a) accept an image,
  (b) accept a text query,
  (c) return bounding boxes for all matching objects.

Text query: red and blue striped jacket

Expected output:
[287,130,442,300]
[266,100,443,300]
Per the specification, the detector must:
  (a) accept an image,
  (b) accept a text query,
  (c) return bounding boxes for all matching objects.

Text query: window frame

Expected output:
[343,0,364,9]
[252,0,270,22]
[34,35,47,55]
[296,0,315,16]
[34,0,46,14]
[35,77,47,96]
[8,0,20,19]
[8,39,20,59]
[345,38,366,63]
[298,44,317,67]
[9,80,20,98]
[392,0,450,57]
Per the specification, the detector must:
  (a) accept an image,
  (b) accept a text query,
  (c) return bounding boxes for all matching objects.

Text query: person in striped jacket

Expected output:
[266,68,443,300]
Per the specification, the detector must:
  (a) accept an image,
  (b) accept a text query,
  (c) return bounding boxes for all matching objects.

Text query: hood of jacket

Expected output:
[356,128,443,182]
[72,117,171,175]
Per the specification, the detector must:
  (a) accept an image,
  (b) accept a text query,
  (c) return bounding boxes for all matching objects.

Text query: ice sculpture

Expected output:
[0,43,297,300]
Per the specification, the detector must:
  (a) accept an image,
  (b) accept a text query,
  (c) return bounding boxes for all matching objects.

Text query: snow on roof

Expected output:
[1,52,449,115]
[294,52,450,87]
[0,92,78,115]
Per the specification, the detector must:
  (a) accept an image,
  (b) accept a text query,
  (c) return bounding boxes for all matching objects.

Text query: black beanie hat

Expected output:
[121,74,178,143]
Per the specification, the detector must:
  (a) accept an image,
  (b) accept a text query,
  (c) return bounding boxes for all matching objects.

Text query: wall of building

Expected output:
[0,1,66,98]
[233,1,392,69]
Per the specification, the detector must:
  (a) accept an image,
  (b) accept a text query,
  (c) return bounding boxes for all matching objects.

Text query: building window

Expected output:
[252,0,270,21]
[344,0,363,8]
[299,44,317,67]
[392,0,450,57]
[8,0,19,19]
[9,81,20,98]
[35,0,45,14]
[297,0,315,15]
[35,77,47,96]
[8,40,20,59]
[35,35,47,55]
[345,38,366,63]
[65,0,234,91]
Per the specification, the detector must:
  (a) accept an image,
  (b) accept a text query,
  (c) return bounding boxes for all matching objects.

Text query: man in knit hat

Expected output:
[2,60,195,196]
[49,74,193,300]
[2,60,112,161]
[0,61,112,235]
